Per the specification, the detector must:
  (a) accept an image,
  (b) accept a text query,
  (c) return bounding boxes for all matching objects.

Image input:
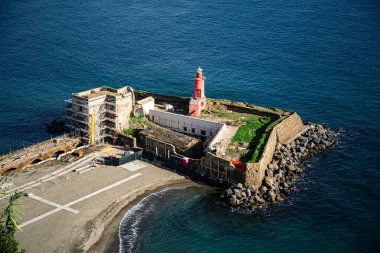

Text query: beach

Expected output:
[3,155,195,253]
[88,181,199,253]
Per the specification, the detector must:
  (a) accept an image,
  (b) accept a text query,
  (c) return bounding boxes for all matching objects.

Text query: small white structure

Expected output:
[136,96,155,116]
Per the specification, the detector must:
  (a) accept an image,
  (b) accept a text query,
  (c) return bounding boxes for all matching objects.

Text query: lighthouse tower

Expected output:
[189,67,206,117]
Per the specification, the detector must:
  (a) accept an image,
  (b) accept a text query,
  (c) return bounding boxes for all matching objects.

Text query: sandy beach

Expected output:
[87,180,199,253]
[0,152,196,253]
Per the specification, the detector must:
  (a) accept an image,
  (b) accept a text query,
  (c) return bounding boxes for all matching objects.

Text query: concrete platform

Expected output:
[0,156,187,253]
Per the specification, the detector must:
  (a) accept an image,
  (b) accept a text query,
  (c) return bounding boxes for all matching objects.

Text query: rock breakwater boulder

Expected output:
[220,123,338,210]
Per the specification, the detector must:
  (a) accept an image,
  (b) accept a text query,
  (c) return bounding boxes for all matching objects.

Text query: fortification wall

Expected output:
[209,99,288,118]
[243,112,303,189]
[275,112,304,143]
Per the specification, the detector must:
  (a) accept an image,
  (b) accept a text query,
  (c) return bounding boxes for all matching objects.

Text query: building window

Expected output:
[200,130,206,135]
[183,126,187,131]
[191,128,195,133]
[152,116,155,121]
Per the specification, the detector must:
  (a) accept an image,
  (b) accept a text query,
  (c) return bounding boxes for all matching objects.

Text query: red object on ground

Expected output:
[230,159,246,172]
[181,158,190,168]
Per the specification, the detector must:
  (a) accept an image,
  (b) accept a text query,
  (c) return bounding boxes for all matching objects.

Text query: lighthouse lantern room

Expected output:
[189,67,206,117]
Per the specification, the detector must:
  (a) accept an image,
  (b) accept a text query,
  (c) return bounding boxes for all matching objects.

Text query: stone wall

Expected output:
[116,133,136,147]
[243,112,303,189]
[275,112,303,143]
[209,98,289,118]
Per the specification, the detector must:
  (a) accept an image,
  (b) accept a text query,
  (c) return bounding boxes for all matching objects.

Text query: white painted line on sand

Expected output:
[27,193,79,214]
[2,153,99,200]
[20,173,142,228]
[64,173,142,207]
[20,208,61,228]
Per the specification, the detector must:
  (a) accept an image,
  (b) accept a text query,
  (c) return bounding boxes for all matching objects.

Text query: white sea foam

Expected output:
[118,186,192,253]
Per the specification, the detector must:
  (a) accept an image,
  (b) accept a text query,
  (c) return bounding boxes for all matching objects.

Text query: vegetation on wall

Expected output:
[123,117,152,137]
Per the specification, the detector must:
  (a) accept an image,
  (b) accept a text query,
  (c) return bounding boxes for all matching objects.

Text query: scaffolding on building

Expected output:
[64,97,118,144]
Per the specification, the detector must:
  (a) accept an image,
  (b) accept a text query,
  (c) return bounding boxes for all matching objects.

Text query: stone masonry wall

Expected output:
[244,112,303,189]
[275,112,304,143]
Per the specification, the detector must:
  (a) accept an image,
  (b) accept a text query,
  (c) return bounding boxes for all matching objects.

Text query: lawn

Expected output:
[231,116,273,163]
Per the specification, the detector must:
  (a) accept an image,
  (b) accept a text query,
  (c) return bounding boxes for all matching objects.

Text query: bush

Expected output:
[0,178,25,253]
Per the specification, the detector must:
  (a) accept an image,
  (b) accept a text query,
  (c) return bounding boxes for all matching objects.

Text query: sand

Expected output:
[6,156,195,253]
[87,180,198,253]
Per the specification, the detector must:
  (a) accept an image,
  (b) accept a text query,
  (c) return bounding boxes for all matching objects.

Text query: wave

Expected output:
[118,186,192,253]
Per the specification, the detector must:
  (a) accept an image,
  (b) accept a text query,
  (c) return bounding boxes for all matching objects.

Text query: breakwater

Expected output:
[220,123,339,209]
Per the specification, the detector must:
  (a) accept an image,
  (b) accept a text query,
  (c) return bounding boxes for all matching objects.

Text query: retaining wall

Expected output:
[244,112,303,189]
[116,133,137,147]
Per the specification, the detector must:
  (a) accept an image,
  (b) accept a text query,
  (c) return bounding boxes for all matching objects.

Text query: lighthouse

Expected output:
[189,67,206,117]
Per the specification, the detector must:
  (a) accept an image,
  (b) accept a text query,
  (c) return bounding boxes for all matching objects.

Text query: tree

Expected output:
[0,177,26,253]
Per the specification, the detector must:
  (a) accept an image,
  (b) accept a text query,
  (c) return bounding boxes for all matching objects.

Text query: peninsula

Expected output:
[0,68,337,252]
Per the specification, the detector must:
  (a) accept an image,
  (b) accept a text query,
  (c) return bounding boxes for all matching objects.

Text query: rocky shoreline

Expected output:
[220,123,339,210]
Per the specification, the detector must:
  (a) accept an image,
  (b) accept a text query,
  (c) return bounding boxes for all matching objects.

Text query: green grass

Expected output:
[251,132,270,162]
[231,116,274,163]
[213,112,243,119]
[233,116,270,143]
[227,148,236,153]
[123,128,137,136]
[123,117,152,137]
[207,112,276,162]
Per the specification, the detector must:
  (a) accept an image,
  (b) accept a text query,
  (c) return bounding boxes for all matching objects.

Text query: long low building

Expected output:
[139,124,203,158]
[148,109,227,152]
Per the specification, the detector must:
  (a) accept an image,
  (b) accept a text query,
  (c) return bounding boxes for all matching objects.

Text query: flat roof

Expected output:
[85,90,117,99]
[137,96,154,104]
[140,125,201,153]
[74,86,132,100]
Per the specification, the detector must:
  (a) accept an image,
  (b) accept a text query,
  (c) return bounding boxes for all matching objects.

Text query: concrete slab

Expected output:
[119,160,146,172]
[2,158,187,253]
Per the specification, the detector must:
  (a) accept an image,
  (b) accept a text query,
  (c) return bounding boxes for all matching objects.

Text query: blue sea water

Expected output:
[1,0,379,252]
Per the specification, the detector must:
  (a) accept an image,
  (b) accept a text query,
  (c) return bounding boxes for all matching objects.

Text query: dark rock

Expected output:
[225,189,233,196]
[229,195,237,206]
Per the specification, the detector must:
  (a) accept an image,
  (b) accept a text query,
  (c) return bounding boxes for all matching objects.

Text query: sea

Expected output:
[1,0,379,252]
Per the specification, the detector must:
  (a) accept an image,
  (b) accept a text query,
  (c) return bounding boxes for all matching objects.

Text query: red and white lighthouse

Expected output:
[189,67,206,117]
